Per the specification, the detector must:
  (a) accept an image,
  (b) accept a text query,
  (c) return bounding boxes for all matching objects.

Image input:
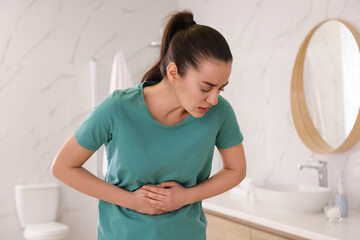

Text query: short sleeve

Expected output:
[215,96,244,149]
[74,92,118,151]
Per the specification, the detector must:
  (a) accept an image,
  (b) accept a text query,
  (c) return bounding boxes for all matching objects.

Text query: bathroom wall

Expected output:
[0,1,177,239]
[2,0,360,239]
[179,0,360,209]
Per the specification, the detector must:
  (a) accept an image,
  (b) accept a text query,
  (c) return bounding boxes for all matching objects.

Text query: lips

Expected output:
[198,107,210,113]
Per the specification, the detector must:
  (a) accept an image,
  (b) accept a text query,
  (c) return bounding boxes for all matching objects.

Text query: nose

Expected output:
[206,91,218,106]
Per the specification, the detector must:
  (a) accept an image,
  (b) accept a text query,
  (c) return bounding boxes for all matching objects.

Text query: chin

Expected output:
[192,114,203,119]
[190,110,206,118]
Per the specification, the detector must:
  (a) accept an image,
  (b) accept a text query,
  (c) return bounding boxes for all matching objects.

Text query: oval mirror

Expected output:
[291,19,360,154]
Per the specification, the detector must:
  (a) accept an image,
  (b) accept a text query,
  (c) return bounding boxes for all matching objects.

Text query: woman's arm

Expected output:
[52,133,166,215]
[140,143,246,211]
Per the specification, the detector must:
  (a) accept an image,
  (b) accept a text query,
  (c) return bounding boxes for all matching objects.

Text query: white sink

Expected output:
[254,183,332,214]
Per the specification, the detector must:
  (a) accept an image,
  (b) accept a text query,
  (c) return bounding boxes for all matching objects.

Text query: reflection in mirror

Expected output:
[303,20,360,149]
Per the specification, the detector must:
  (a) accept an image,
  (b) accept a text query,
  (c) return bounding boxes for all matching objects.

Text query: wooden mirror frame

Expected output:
[291,19,360,154]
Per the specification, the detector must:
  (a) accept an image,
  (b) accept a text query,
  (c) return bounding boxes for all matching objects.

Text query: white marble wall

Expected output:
[1,0,360,239]
[179,0,360,210]
[0,1,177,239]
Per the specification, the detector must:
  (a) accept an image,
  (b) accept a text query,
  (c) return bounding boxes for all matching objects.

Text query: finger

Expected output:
[157,181,178,188]
[154,209,167,215]
[142,185,168,196]
[143,196,165,210]
[141,189,167,202]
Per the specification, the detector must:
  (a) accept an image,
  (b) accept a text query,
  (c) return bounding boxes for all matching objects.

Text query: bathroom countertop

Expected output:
[202,192,360,240]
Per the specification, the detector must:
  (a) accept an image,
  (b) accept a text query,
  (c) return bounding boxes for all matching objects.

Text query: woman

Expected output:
[52,10,246,240]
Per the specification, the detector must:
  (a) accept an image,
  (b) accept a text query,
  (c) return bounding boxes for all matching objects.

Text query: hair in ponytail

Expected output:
[141,10,232,83]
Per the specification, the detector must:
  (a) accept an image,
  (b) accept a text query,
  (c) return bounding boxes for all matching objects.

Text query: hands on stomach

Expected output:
[132,181,190,215]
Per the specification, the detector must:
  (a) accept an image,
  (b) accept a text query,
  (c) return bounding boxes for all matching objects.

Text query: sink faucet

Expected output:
[297,158,328,187]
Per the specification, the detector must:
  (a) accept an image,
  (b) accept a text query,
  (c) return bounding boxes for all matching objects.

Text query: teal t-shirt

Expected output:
[74,80,243,240]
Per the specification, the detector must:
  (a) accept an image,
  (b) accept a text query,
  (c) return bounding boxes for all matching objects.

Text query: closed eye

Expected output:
[201,88,225,93]
[201,81,227,93]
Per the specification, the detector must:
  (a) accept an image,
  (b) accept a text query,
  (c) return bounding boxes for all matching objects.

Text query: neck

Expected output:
[143,79,188,120]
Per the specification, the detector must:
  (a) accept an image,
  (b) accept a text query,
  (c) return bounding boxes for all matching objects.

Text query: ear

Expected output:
[166,62,179,83]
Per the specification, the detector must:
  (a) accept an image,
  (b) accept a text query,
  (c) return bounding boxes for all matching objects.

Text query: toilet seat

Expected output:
[24,222,69,240]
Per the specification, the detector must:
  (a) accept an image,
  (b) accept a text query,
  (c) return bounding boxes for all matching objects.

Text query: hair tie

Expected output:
[185,20,196,27]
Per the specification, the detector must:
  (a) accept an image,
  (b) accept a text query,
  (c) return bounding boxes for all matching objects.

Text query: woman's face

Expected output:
[172,58,232,118]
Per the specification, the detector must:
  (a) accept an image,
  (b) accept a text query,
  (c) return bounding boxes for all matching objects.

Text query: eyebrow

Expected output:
[201,81,229,87]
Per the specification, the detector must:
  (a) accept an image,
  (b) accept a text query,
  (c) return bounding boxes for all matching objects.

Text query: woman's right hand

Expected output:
[131,188,167,215]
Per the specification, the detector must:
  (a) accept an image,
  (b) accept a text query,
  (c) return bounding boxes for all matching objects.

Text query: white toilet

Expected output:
[15,182,70,240]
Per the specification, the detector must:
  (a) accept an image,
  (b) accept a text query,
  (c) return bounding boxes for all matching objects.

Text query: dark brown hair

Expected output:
[141,10,232,83]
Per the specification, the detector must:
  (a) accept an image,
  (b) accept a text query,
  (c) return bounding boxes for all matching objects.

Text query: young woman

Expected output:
[52,10,246,240]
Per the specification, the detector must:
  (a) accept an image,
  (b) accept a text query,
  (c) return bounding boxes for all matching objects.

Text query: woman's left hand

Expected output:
[140,181,190,213]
